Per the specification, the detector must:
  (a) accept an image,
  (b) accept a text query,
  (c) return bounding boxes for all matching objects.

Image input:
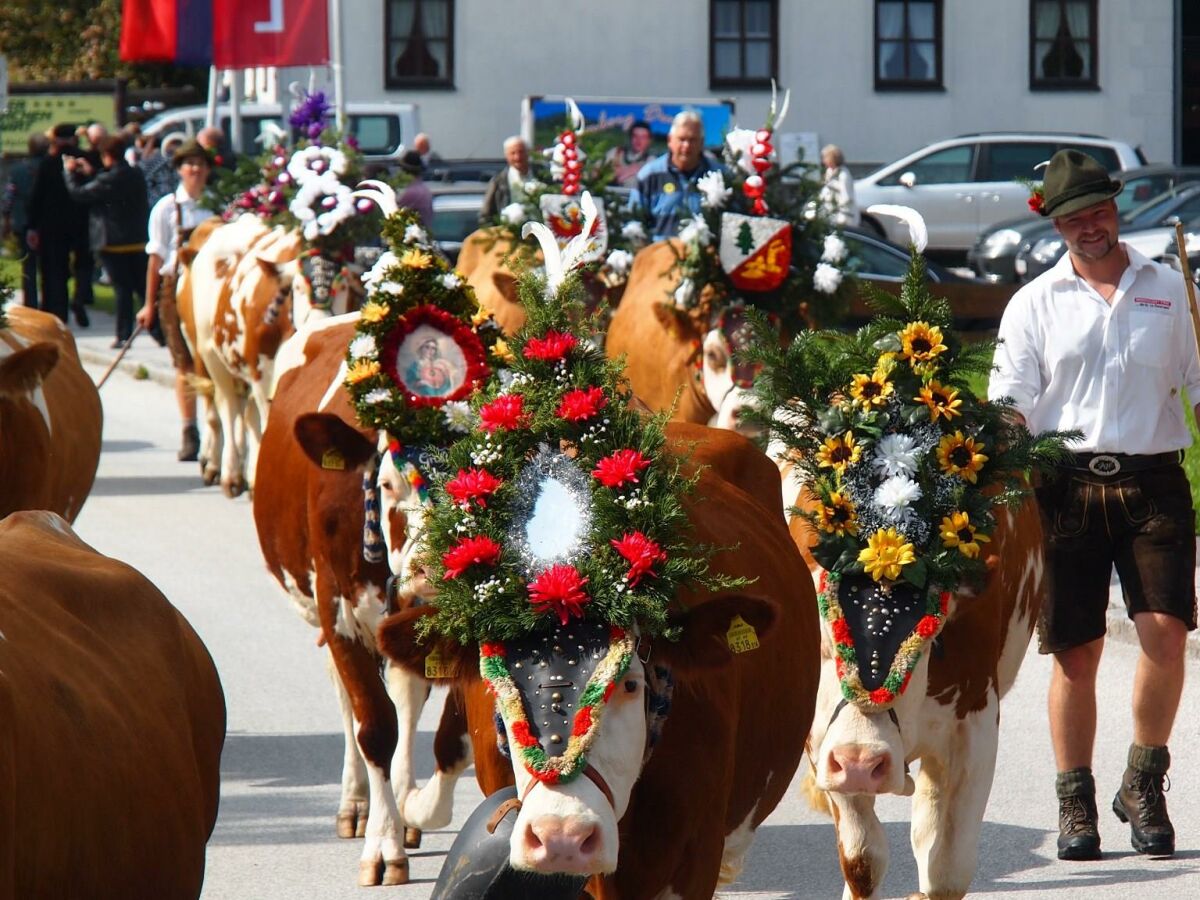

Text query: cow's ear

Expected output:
[294,412,377,472]
[378,606,479,681]
[0,343,59,398]
[651,595,779,673]
[491,270,518,302]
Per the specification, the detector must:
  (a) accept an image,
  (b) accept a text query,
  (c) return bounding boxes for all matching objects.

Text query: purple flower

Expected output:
[288,90,332,134]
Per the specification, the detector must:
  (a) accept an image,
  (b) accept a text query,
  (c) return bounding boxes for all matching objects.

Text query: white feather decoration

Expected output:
[768,79,791,131]
[521,190,600,297]
[351,179,399,218]
[865,204,929,254]
[565,97,585,133]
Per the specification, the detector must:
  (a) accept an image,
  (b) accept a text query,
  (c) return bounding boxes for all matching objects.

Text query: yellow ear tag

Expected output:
[425,647,455,679]
[726,615,760,654]
[321,448,345,470]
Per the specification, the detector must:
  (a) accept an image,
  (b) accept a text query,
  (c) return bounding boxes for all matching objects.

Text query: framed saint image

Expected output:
[381,304,490,408]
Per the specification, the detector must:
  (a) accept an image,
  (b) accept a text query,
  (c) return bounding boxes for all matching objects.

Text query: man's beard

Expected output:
[1068,233,1118,261]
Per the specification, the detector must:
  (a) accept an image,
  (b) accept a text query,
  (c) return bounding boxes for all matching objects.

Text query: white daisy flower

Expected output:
[813,262,843,294]
[604,249,634,277]
[363,251,398,291]
[405,224,428,245]
[441,272,463,290]
[724,128,760,175]
[696,170,731,209]
[364,388,391,404]
[822,234,848,264]
[442,401,473,433]
[378,281,405,297]
[872,433,921,478]
[621,221,647,243]
[677,217,712,247]
[349,335,377,360]
[500,203,527,226]
[874,475,922,519]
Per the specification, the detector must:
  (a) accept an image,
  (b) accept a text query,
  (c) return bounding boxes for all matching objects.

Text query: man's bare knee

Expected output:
[1134,612,1188,662]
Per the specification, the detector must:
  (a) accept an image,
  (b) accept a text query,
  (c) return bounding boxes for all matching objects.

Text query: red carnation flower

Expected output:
[592,449,651,488]
[479,394,527,432]
[556,387,608,422]
[445,468,503,508]
[1027,188,1045,214]
[869,687,894,706]
[611,531,667,587]
[442,535,502,579]
[523,330,579,362]
[916,615,941,638]
[830,617,852,645]
[528,563,590,625]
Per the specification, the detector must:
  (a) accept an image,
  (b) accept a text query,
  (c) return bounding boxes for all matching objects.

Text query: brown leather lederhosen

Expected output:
[158,196,194,370]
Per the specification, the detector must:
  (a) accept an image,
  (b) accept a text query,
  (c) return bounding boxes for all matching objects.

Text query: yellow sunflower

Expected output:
[858,528,916,582]
[816,431,862,474]
[346,359,381,385]
[915,380,963,422]
[491,338,515,364]
[400,248,433,269]
[360,301,390,324]
[899,321,948,364]
[818,492,859,536]
[939,511,991,558]
[850,371,894,409]
[471,304,493,328]
[937,431,989,483]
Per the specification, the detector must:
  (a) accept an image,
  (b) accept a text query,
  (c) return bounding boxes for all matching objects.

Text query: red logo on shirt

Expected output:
[1133,296,1172,312]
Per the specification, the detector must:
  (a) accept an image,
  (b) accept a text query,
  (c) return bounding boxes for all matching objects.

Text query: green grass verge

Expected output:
[0,255,116,315]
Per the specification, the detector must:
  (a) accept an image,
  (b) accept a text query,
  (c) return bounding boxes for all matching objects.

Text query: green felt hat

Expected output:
[1040,149,1122,218]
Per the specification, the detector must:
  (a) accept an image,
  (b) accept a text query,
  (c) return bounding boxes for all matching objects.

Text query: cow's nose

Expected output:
[521,815,602,873]
[826,745,892,793]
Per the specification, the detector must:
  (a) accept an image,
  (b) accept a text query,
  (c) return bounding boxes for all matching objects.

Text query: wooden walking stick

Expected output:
[95,324,145,389]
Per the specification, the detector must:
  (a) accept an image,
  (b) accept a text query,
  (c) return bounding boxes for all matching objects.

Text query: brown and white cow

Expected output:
[801,499,1045,899]
[379,424,822,898]
[0,306,102,521]
[456,228,531,335]
[0,510,225,899]
[254,314,472,886]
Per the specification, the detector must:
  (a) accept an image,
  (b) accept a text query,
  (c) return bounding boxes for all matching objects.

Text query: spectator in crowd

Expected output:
[606,120,654,187]
[137,140,217,462]
[629,110,721,242]
[197,126,234,170]
[138,133,180,208]
[819,144,859,227]
[26,123,91,326]
[396,150,433,227]
[479,136,534,225]
[62,135,151,348]
[413,132,440,173]
[1,133,50,309]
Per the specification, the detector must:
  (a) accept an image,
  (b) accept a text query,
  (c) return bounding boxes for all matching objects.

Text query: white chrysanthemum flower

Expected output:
[364,388,391,404]
[441,272,462,290]
[378,281,405,297]
[673,278,696,309]
[498,369,517,390]
[363,251,398,291]
[813,262,843,294]
[874,475,922,515]
[605,249,634,276]
[822,234,848,264]
[405,224,428,245]
[500,202,526,225]
[677,217,712,247]
[621,220,647,242]
[696,170,731,209]
[872,433,921,478]
[349,334,377,360]
[724,128,759,175]
[442,401,473,433]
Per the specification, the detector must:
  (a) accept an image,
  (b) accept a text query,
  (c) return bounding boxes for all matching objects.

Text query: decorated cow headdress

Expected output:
[743,216,1074,711]
[415,194,731,785]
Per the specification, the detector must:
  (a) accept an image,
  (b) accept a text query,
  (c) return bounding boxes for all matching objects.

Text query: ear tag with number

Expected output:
[321,448,346,470]
[726,614,760,654]
[425,647,455,679]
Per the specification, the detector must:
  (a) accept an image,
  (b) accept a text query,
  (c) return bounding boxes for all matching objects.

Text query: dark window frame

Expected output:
[874,0,944,92]
[1029,0,1099,91]
[709,0,780,89]
[384,0,456,90]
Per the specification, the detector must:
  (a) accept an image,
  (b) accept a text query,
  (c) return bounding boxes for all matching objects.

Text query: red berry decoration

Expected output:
[752,157,772,174]
[755,128,772,142]
[561,131,576,147]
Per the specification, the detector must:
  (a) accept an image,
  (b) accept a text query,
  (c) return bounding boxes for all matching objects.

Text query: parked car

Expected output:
[140,102,419,166]
[968,166,1200,283]
[1016,182,1200,282]
[425,158,506,184]
[855,133,1146,254]
[430,185,487,264]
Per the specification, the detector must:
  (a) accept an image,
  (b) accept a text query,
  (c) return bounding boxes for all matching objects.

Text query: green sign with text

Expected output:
[1,93,115,155]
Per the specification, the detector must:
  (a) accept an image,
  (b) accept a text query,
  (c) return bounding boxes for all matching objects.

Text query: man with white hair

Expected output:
[630,110,721,241]
[479,135,533,225]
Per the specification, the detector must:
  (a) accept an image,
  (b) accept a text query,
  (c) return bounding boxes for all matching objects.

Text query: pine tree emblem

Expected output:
[736,220,755,256]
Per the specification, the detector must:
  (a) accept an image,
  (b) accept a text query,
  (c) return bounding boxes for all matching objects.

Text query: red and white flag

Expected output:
[212,0,329,68]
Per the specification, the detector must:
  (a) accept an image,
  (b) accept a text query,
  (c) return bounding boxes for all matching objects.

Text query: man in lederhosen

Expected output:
[991,149,1199,862]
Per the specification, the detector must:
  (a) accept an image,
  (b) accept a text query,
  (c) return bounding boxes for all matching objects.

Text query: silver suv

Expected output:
[855,133,1147,252]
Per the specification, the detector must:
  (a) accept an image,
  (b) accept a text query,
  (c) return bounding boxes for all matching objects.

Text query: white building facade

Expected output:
[298,0,1187,166]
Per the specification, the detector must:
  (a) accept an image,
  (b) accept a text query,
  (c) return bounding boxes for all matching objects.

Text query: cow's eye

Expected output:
[624,680,639,694]
[705,347,727,370]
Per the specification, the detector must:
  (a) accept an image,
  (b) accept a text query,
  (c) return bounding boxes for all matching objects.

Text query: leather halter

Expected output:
[485,764,616,835]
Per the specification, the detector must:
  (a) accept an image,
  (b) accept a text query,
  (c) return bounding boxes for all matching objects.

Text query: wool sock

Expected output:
[1127,743,1170,775]
[1056,767,1096,799]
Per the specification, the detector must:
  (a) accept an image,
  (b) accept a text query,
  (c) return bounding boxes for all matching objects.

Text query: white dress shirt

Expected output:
[145,185,212,274]
[989,243,1200,454]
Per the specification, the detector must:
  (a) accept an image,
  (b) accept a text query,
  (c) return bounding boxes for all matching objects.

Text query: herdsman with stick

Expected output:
[992,149,1200,862]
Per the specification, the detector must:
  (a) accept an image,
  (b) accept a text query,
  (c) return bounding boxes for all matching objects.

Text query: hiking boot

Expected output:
[1113,746,1174,856]
[1056,767,1101,861]
[72,302,90,328]
[178,424,200,462]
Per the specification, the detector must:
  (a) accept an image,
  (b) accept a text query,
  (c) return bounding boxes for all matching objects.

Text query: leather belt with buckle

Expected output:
[1067,450,1183,477]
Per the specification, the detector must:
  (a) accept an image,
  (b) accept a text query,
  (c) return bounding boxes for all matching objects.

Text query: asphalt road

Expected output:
[70,352,1200,899]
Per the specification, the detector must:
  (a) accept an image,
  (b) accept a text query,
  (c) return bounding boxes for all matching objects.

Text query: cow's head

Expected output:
[698,304,767,435]
[290,252,364,324]
[294,412,435,606]
[378,595,777,876]
[809,568,954,797]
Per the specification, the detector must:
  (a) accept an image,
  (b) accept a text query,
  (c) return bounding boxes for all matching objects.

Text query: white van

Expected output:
[139,102,420,166]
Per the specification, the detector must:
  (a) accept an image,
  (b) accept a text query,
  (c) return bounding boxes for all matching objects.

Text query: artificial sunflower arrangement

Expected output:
[742,247,1075,708]
[415,262,729,647]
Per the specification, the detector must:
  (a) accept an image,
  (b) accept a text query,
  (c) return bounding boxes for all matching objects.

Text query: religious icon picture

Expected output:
[381,304,490,407]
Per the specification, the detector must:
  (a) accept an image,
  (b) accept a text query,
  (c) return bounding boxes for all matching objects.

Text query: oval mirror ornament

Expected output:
[511,445,593,575]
